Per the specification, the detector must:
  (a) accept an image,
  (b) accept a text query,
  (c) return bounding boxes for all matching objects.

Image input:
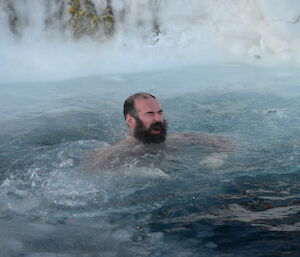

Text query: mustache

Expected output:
[151,122,164,131]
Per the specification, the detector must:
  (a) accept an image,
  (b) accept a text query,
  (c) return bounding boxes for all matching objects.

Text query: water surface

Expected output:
[1,64,300,256]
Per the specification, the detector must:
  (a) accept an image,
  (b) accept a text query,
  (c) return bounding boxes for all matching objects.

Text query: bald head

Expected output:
[123,92,156,120]
[123,92,167,143]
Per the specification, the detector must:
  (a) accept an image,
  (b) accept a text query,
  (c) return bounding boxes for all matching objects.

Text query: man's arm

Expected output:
[167,132,234,152]
[167,132,234,169]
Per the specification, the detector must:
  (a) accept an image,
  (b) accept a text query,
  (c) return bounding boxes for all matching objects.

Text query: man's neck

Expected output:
[126,135,138,143]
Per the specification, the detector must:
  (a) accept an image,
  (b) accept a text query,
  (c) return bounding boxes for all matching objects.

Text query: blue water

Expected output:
[1,64,300,257]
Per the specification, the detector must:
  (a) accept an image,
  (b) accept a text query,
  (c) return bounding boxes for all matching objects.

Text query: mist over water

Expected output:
[1,63,300,256]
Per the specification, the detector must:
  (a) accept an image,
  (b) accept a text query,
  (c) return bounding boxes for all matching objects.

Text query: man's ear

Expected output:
[125,114,136,128]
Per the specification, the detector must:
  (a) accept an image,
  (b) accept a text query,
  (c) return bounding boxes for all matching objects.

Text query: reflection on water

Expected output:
[1,64,300,256]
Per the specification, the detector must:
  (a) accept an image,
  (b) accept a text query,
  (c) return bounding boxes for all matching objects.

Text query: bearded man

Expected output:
[123,93,167,144]
[88,92,232,170]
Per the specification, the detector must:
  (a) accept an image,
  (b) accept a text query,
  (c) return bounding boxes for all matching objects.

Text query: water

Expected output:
[1,64,300,256]
[1,0,300,256]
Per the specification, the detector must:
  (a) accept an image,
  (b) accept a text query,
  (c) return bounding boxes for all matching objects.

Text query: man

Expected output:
[88,92,232,170]
[123,92,167,144]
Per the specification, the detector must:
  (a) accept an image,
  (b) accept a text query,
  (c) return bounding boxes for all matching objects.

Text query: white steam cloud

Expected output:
[1,0,300,83]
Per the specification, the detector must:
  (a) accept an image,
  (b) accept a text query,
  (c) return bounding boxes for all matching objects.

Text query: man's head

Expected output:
[123,93,167,144]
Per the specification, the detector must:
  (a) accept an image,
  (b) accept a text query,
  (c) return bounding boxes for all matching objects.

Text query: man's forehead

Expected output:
[134,97,161,110]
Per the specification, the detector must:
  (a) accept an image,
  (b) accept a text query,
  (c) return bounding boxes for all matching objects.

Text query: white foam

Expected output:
[1,1,300,83]
[123,167,169,178]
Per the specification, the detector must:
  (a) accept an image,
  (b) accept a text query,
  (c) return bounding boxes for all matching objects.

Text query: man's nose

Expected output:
[154,113,163,122]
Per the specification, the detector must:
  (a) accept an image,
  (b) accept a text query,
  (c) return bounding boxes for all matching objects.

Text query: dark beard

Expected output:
[134,118,167,144]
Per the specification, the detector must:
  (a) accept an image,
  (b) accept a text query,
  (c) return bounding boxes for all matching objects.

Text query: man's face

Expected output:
[132,97,167,144]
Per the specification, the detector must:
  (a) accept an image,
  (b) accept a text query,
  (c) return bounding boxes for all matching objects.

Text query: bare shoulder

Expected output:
[167,132,234,152]
[86,137,143,171]
[87,144,120,171]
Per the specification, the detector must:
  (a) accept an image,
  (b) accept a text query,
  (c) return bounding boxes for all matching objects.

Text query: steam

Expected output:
[1,0,300,83]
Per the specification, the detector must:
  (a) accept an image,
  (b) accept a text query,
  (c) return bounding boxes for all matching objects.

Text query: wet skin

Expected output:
[87,97,233,171]
[126,97,164,137]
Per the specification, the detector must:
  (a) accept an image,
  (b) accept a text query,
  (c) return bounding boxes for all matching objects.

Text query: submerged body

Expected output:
[88,132,233,170]
[88,93,233,170]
